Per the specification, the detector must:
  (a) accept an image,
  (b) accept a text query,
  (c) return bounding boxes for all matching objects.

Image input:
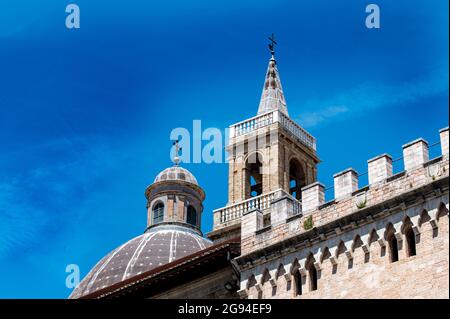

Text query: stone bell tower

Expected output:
[208,38,320,242]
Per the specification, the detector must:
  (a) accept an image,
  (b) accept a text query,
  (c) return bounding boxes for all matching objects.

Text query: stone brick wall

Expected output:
[239,195,449,299]
[241,158,449,255]
[235,128,449,299]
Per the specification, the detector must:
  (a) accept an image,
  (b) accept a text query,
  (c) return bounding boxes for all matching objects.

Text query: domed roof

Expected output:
[70,225,212,298]
[153,165,198,185]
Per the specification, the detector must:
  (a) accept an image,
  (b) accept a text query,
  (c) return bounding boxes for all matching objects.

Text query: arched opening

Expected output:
[405,227,416,257]
[386,225,399,263]
[418,209,431,228]
[388,235,399,262]
[320,247,331,263]
[368,229,379,246]
[186,205,197,226]
[247,275,257,290]
[289,158,306,201]
[402,217,416,258]
[293,270,302,296]
[275,264,285,282]
[245,153,263,198]
[352,235,363,252]
[306,255,318,291]
[437,203,449,220]
[261,269,271,287]
[309,266,318,291]
[336,241,346,259]
[152,202,164,224]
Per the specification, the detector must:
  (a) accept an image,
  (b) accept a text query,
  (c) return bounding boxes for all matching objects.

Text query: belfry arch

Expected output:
[289,158,306,200]
[244,152,264,199]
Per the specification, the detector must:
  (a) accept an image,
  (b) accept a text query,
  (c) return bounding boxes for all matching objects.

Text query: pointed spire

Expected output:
[257,35,288,116]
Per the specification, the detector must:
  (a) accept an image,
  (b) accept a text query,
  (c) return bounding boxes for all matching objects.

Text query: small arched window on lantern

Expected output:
[152,202,164,224]
[187,205,197,226]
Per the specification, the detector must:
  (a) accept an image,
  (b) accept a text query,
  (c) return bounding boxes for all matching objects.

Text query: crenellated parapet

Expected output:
[233,126,449,299]
[239,127,449,256]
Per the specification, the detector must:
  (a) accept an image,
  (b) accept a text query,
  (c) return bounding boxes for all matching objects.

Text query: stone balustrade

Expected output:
[229,110,316,150]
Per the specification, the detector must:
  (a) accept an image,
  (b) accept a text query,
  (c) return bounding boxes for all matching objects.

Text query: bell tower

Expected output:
[208,37,320,242]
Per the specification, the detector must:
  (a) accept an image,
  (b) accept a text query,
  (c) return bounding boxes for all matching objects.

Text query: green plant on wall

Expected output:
[356,198,367,209]
[303,215,314,230]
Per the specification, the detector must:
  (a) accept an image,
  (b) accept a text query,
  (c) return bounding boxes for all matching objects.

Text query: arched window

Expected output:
[293,270,302,296]
[405,227,416,257]
[275,264,285,281]
[437,203,449,220]
[261,269,271,287]
[247,275,257,290]
[309,266,318,291]
[187,205,197,226]
[152,202,164,224]
[306,255,318,291]
[289,159,306,201]
[245,153,263,198]
[387,233,399,263]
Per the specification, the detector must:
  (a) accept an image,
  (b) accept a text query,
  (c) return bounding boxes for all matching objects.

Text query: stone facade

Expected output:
[234,129,449,299]
[79,54,449,300]
[207,55,449,299]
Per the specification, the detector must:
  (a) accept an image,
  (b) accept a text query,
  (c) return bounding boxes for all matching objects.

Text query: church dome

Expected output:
[153,166,198,185]
[69,224,212,298]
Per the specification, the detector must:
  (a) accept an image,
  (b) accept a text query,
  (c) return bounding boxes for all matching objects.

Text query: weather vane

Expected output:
[172,140,182,166]
[268,33,277,57]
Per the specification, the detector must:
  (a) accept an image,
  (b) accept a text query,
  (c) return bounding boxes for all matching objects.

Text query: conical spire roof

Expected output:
[257,56,288,116]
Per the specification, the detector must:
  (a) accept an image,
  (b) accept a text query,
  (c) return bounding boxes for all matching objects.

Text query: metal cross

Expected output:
[172,140,182,165]
[268,33,277,56]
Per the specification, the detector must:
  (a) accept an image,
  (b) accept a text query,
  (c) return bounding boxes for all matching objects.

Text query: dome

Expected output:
[153,166,198,185]
[70,225,212,298]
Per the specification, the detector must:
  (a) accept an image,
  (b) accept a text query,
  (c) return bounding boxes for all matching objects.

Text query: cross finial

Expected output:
[268,33,277,58]
[172,140,182,166]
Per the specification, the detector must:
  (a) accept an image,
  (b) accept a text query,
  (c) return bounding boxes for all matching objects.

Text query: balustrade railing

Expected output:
[214,189,302,226]
[229,110,316,150]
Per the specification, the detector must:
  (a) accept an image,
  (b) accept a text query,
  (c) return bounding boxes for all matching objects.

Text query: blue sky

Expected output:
[0,0,448,298]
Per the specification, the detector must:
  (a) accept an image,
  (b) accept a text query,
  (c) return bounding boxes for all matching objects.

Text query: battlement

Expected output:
[240,127,449,255]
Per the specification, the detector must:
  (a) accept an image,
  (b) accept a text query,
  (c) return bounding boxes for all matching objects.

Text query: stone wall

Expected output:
[236,128,449,299]
[240,129,449,255]
[240,195,449,299]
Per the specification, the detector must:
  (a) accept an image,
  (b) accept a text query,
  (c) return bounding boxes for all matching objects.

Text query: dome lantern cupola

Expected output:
[144,141,206,235]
